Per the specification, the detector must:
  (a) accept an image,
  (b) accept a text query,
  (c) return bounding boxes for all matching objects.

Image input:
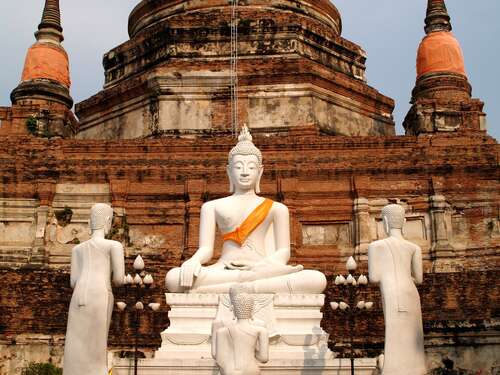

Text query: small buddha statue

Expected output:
[368,204,426,375]
[63,203,125,375]
[165,126,326,294]
[212,285,269,375]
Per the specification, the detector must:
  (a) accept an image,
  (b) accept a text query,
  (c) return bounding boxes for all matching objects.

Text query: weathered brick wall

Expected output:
[1,268,498,372]
[0,260,170,348]
[0,103,77,138]
[0,131,498,373]
[324,270,500,352]
[0,131,497,270]
[1,268,499,348]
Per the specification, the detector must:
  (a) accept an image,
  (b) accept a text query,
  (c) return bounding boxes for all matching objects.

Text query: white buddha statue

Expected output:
[368,204,426,375]
[63,203,125,375]
[165,126,326,294]
[212,285,269,375]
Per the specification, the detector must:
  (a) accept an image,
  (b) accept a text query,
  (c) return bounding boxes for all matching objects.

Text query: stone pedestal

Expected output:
[112,293,377,374]
[157,293,333,360]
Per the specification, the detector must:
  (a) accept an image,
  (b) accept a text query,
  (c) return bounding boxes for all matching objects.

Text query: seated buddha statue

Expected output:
[165,126,326,294]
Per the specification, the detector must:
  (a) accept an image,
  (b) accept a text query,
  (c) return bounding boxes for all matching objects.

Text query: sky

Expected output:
[0,1,498,140]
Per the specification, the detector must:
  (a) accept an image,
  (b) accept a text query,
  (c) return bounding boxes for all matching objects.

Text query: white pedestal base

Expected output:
[155,293,336,361]
[112,293,377,374]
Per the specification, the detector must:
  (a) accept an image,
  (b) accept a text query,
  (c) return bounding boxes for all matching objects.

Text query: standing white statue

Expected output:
[212,285,269,375]
[63,203,125,375]
[165,125,326,294]
[368,204,426,375]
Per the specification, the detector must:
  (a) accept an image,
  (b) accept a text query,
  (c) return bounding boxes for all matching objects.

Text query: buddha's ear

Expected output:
[382,215,389,236]
[227,165,234,193]
[255,166,264,194]
[87,219,92,236]
[104,215,112,235]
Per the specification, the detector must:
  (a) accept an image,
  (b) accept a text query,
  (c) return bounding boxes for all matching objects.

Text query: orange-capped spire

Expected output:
[416,0,466,79]
[404,0,481,136]
[20,0,70,88]
[11,0,72,108]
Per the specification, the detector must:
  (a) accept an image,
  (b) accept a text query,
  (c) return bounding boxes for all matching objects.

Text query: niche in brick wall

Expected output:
[300,221,353,258]
[0,198,38,266]
[46,183,111,267]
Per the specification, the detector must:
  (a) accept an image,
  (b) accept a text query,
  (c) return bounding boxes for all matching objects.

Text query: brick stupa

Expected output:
[404,0,486,134]
[75,0,395,138]
[1,0,77,138]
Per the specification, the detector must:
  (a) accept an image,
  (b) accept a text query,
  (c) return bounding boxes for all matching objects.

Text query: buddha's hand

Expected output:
[180,258,202,288]
[225,260,256,271]
[249,259,304,279]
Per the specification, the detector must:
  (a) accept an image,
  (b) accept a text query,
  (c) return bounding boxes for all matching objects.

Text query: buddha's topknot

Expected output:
[228,125,262,166]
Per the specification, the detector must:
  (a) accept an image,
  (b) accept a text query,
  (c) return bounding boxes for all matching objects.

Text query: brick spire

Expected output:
[38,0,62,32]
[35,0,64,43]
[425,0,452,34]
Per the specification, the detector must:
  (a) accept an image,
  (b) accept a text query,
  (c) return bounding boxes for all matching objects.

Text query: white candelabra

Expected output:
[330,256,374,375]
[116,255,160,375]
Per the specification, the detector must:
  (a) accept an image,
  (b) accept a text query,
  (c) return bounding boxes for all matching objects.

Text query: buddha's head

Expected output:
[381,204,406,236]
[89,203,114,235]
[229,284,254,320]
[227,126,263,194]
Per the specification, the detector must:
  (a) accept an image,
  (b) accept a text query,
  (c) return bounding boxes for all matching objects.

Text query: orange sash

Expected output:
[223,199,274,246]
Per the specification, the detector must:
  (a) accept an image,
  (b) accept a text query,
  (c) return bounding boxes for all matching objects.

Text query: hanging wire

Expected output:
[230,0,239,137]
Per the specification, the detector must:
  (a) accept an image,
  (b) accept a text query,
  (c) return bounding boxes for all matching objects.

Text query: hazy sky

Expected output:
[0,1,498,140]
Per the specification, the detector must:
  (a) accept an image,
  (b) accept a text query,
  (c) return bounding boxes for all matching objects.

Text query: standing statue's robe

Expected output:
[368,237,426,375]
[63,239,123,375]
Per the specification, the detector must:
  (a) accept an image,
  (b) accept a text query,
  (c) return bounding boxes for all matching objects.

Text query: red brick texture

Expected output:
[0,131,498,356]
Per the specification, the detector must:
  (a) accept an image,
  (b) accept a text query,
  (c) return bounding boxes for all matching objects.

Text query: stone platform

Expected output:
[112,293,377,374]
[113,357,377,374]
